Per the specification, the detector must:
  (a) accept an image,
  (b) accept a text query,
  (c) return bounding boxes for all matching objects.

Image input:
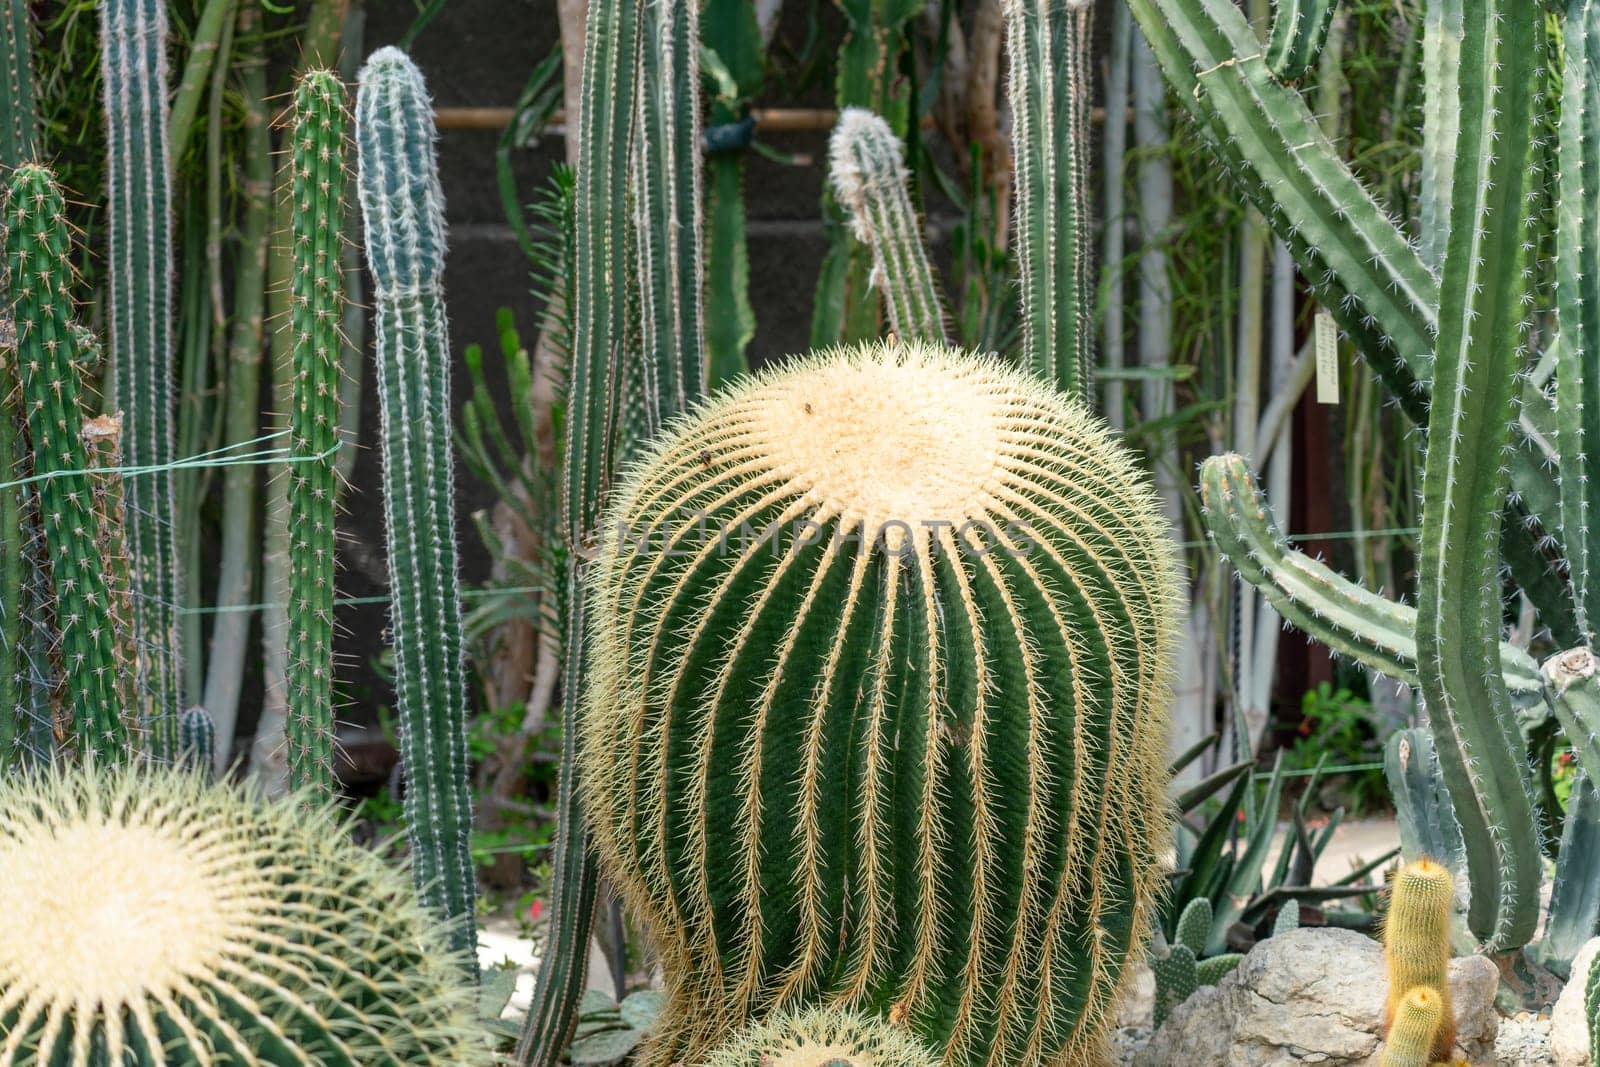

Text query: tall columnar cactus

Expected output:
[828,108,946,344]
[1382,860,1456,1062]
[700,1007,942,1067]
[1263,0,1337,81]
[286,69,347,800]
[0,0,38,768]
[1379,986,1446,1067]
[4,165,124,760]
[581,340,1182,1067]
[355,47,476,962]
[100,0,181,758]
[0,762,492,1065]
[521,0,709,1059]
[1004,0,1095,400]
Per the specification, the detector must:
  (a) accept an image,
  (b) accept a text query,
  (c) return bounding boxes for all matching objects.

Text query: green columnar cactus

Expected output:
[177,704,215,775]
[0,762,492,1065]
[1380,986,1446,1067]
[287,69,347,801]
[1559,0,1600,637]
[1420,0,1463,273]
[828,108,946,344]
[1413,0,1542,952]
[1540,770,1600,977]
[1588,945,1600,1065]
[355,47,476,962]
[99,0,181,758]
[4,165,124,760]
[0,0,38,768]
[582,340,1183,1067]
[633,0,704,429]
[1382,860,1456,1061]
[1004,0,1094,400]
[699,1007,941,1067]
[1263,0,1336,80]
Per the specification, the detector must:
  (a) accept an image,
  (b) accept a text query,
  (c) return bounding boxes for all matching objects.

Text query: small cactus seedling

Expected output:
[1379,985,1446,1067]
[1383,860,1455,1061]
[698,1007,941,1067]
[583,339,1183,1067]
[177,705,216,776]
[0,763,492,1065]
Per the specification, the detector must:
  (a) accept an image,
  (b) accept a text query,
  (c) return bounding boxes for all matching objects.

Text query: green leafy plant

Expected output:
[1281,682,1387,815]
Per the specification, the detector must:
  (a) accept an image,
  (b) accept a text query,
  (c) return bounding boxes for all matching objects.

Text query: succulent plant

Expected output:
[355,46,476,962]
[697,1007,940,1067]
[286,68,348,800]
[1382,860,1455,1062]
[0,762,492,1065]
[99,0,182,757]
[177,705,215,776]
[582,338,1182,1067]
[4,163,125,760]
[828,108,945,344]
[1379,985,1446,1067]
[1150,897,1242,1028]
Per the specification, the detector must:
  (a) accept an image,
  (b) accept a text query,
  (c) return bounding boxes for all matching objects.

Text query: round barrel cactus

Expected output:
[582,339,1183,1067]
[699,1007,939,1067]
[0,764,490,1065]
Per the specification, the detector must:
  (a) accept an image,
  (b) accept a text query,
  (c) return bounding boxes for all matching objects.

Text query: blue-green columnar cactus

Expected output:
[4,164,125,760]
[0,763,492,1065]
[99,0,181,757]
[355,46,476,963]
[287,69,348,801]
[582,339,1183,1067]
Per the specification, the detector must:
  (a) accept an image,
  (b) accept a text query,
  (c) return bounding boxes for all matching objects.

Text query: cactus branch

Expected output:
[1264,0,1337,81]
[828,108,946,344]
[1004,0,1094,399]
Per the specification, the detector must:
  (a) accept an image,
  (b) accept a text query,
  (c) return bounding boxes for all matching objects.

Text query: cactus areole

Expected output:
[582,340,1183,1067]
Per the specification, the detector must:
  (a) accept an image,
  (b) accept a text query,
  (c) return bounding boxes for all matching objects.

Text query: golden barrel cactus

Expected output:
[0,764,489,1066]
[581,340,1183,1067]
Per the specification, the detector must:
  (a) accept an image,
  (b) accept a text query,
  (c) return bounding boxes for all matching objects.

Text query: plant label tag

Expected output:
[1315,310,1339,404]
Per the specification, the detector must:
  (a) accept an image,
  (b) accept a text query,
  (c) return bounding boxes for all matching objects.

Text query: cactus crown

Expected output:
[0,763,490,1066]
[1379,985,1446,1067]
[583,339,1182,1067]
[699,1007,940,1067]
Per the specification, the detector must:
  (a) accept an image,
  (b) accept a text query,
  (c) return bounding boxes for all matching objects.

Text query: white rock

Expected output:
[1133,927,1499,1067]
[1552,937,1600,1066]
[1117,962,1155,1030]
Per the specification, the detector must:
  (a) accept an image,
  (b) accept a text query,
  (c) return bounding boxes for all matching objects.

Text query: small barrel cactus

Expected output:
[1382,859,1455,1061]
[698,1007,940,1067]
[1379,985,1445,1067]
[0,763,491,1065]
[582,339,1183,1067]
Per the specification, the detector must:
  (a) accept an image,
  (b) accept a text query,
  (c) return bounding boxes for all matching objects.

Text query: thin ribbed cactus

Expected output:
[0,0,38,769]
[1382,860,1455,1061]
[100,0,181,759]
[1004,0,1094,400]
[0,763,492,1065]
[582,340,1182,1067]
[633,0,704,433]
[1588,946,1600,1065]
[828,108,946,345]
[4,165,125,761]
[355,47,476,963]
[287,69,347,801]
[1263,0,1337,81]
[177,704,215,775]
[1379,986,1446,1067]
[700,1007,941,1067]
